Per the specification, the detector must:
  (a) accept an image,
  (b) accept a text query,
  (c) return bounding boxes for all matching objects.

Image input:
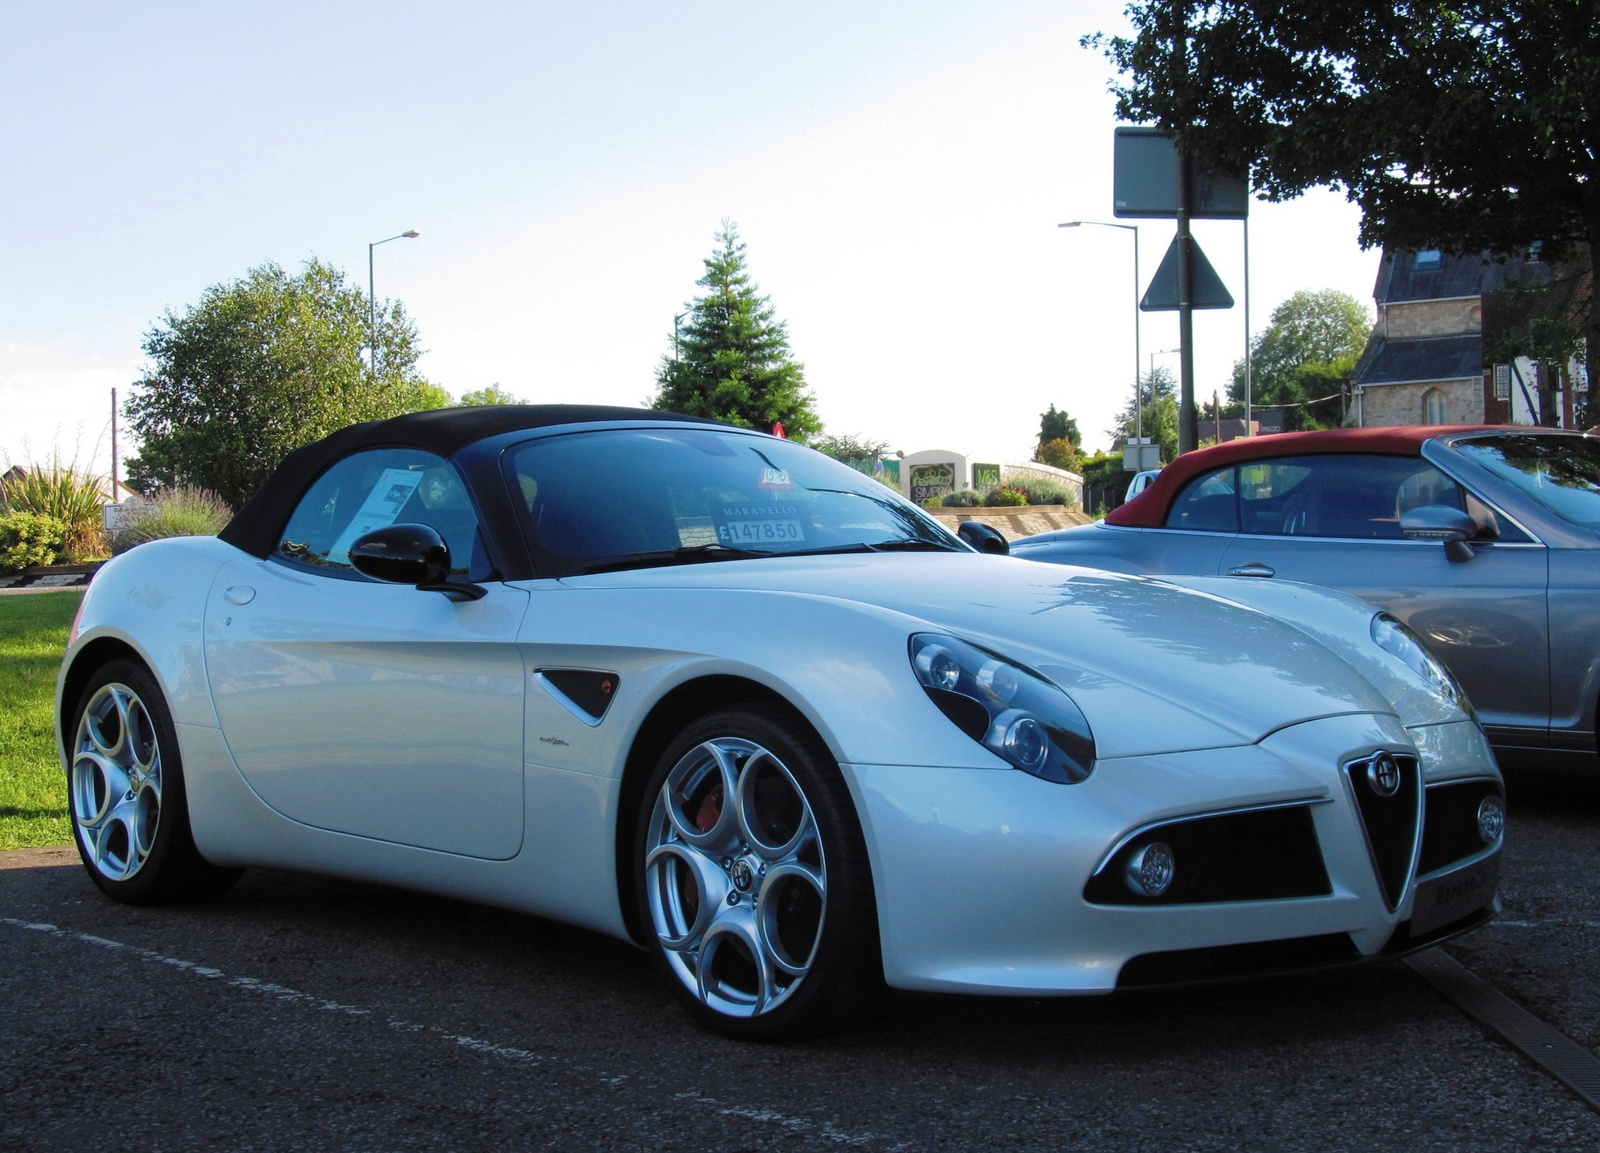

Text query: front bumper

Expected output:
[843,714,1501,995]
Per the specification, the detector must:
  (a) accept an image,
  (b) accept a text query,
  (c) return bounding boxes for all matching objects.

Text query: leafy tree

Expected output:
[126,259,441,510]
[1228,289,1370,430]
[1038,404,1082,451]
[1086,1,1600,365]
[812,433,890,462]
[458,383,523,406]
[652,221,821,440]
[1110,366,1179,464]
[1035,438,1084,473]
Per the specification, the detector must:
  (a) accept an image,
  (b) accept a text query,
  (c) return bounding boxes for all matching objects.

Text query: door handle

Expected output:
[1227,563,1275,578]
[224,585,256,605]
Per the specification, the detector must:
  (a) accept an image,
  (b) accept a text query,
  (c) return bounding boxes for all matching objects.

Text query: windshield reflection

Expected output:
[1454,434,1600,530]
[509,428,964,575]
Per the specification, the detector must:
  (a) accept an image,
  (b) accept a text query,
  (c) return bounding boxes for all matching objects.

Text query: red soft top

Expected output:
[1106,426,1499,528]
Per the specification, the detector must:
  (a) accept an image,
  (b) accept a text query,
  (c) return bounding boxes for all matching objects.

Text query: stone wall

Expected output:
[1384,298,1482,339]
[1361,377,1484,426]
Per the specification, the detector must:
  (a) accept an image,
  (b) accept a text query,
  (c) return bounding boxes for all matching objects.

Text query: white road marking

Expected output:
[1,916,889,1147]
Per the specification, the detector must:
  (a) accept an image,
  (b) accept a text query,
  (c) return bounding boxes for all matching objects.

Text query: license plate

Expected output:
[1410,852,1500,936]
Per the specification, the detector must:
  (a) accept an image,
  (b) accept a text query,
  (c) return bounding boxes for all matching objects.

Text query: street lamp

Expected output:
[369,229,420,370]
[1059,221,1143,462]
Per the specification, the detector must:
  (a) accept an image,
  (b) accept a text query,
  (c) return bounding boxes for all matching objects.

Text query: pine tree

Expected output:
[652,221,822,440]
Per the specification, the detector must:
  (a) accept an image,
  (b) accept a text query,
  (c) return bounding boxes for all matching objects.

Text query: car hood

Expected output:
[562,553,1398,757]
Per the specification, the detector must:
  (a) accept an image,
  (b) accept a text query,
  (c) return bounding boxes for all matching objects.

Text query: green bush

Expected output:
[0,511,67,573]
[938,489,983,507]
[0,459,108,562]
[112,487,233,554]
[1019,477,1079,507]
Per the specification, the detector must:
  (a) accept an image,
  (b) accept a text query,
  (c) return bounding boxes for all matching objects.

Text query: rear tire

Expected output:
[67,660,241,905]
[634,703,883,1040]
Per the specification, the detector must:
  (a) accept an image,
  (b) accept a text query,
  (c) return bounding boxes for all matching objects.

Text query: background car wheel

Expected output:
[68,660,241,905]
[635,703,882,1040]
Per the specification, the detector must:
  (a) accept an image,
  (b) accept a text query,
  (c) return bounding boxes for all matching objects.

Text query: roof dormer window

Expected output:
[1415,249,1442,269]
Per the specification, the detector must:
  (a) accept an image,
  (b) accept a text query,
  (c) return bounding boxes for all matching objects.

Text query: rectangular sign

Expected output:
[1113,127,1248,219]
[972,463,1001,490]
[909,462,955,505]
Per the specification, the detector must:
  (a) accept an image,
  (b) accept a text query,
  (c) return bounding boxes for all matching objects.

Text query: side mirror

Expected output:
[349,524,486,600]
[1400,505,1478,564]
[958,520,1010,555]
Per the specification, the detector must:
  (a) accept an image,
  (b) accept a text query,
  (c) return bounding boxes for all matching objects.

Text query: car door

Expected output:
[1216,454,1549,739]
[1032,464,1241,575]
[204,447,531,859]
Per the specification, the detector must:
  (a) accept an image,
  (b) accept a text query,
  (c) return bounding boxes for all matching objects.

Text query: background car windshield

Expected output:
[1454,434,1600,531]
[509,428,957,573]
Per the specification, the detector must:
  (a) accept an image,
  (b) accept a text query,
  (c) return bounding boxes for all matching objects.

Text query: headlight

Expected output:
[908,633,1095,783]
[1370,612,1475,718]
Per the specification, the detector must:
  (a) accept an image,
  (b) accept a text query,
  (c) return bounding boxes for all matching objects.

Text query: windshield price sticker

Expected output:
[714,502,806,546]
[759,467,794,490]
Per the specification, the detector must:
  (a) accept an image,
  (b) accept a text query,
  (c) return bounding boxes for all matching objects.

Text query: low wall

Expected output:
[926,505,1090,541]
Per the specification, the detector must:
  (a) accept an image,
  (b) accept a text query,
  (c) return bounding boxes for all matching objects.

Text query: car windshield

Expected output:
[1452,434,1600,531]
[508,427,964,575]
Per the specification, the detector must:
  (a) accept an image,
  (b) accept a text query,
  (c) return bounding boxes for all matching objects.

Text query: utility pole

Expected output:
[110,388,118,499]
[1174,0,1198,454]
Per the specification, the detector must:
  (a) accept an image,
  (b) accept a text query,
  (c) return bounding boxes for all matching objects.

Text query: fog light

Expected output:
[1477,795,1505,844]
[1125,842,1175,897]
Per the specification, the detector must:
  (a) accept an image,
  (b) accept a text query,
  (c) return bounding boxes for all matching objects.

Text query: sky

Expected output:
[0,0,1382,477]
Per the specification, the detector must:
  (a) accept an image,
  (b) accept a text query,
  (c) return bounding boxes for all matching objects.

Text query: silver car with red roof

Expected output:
[1013,426,1600,773]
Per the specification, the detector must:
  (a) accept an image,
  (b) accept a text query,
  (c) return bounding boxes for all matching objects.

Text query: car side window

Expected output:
[1164,466,1238,532]
[1237,455,1468,540]
[274,448,488,578]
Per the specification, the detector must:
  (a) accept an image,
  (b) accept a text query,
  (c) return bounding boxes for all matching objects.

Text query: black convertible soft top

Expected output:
[218,405,714,558]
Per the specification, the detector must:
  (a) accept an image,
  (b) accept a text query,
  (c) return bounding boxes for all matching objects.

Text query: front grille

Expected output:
[1344,752,1422,911]
[1084,804,1332,906]
[1418,778,1503,876]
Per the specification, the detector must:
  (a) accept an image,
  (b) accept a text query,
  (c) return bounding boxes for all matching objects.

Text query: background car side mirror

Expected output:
[1400,505,1478,564]
[958,520,1009,555]
[350,524,487,600]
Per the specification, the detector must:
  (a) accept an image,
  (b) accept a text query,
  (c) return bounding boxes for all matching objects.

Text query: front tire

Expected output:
[634,703,882,1040]
[68,660,241,904]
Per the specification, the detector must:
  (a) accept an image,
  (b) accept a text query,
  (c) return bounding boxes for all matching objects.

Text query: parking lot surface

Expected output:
[4,775,1600,1152]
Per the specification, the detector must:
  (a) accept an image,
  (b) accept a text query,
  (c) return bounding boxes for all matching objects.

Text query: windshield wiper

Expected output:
[863,539,965,552]
[578,544,771,575]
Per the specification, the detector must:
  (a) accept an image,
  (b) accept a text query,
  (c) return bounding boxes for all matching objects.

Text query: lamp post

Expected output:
[1059,221,1142,462]
[368,230,420,371]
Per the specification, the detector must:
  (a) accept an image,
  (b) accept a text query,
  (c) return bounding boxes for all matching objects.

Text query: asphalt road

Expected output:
[5,776,1600,1152]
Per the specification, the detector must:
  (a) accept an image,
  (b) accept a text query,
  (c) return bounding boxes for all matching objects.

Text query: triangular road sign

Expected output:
[1140,235,1235,311]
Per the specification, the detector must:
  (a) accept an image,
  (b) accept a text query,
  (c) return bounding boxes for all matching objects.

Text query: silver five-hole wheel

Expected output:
[644,736,827,1019]
[71,682,163,881]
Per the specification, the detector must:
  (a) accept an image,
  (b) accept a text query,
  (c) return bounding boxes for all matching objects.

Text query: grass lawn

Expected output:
[0,592,79,849]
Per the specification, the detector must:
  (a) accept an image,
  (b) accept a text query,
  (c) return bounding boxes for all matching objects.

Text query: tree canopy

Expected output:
[1110,366,1179,464]
[1229,289,1371,430]
[1038,404,1082,450]
[126,259,443,510]
[457,383,523,406]
[1088,1,1600,358]
[652,221,822,440]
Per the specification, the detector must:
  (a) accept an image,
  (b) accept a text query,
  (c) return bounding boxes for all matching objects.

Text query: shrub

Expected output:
[920,495,944,508]
[986,486,1030,507]
[1019,477,1079,507]
[938,489,983,507]
[0,511,67,572]
[0,459,109,562]
[112,487,233,554]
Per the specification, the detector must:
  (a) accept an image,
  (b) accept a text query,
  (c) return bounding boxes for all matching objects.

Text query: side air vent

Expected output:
[536,669,621,724]
[1418,778,1504,876]
[1343,751,1422,911]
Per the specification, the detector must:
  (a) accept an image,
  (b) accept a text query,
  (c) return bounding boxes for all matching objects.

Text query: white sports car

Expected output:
[57,407,1504,1038]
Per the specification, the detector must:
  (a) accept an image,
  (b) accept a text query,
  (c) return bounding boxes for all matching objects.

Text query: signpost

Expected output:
[1113,126,1246,454]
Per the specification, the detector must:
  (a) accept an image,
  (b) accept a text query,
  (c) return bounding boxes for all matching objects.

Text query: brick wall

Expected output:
[1361,377,1484,425]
